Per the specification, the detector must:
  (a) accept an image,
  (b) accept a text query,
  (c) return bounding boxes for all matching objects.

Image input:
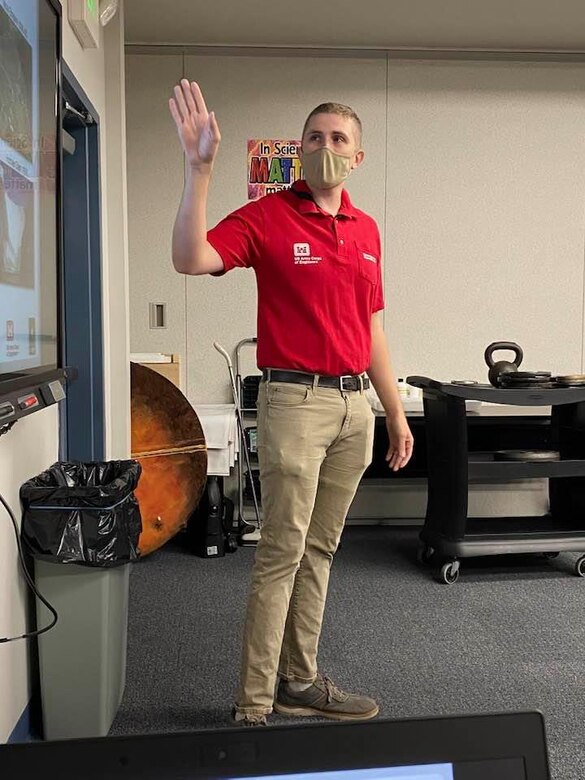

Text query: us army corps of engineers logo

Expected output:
[293,243,322,265]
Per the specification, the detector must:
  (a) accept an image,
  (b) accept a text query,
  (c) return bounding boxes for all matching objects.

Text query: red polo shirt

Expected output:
[207,180,384,376]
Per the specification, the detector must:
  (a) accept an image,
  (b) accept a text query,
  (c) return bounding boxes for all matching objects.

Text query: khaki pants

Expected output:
[235,377,375,716]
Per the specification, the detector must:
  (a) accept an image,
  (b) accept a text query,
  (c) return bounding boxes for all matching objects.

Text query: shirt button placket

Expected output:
[334,217,347,258]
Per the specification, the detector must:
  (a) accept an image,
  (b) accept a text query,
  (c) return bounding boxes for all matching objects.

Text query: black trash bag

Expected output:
[20,460,142,568]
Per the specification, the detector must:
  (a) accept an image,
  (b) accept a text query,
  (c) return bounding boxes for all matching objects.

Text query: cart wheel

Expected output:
[439,561,460,585]
[416,545,435,566]
[575,556,585,578]
[225,535,238,554]
[543,552,559,560]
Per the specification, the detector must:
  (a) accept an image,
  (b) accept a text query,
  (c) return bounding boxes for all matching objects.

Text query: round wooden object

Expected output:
[130,362,207,555]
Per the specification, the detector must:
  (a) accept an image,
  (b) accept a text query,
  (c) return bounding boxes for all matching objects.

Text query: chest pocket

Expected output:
[355,243,379,285]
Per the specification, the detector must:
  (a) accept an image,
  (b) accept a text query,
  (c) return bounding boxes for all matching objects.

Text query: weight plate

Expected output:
[494,450,560,461]
[499,375,553,386]
[553,375,585,386]
[504,371,550,380]
[499,381,554,388]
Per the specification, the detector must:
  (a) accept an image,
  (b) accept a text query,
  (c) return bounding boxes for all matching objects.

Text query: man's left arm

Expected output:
[366,312,414,471]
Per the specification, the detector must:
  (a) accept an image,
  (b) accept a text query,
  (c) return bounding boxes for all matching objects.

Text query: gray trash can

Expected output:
[20,460,142,740]
[35,561,130,740]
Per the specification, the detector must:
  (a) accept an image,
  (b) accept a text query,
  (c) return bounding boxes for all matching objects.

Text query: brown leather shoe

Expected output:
[274,674,379,721]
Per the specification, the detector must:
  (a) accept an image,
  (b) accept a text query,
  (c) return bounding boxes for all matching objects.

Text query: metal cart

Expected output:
[407,376,585,584]
[234,338,262,543]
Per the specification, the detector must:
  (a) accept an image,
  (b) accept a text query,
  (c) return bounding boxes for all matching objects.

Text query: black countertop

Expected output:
[407,375,585,406]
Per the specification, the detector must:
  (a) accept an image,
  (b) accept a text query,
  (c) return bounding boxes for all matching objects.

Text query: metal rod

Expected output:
[213,342,261,528]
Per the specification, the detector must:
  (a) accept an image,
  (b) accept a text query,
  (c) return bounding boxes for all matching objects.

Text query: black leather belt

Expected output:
[262,369,370,392]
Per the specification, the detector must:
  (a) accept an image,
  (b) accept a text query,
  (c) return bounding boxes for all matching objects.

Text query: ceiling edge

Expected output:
[124,42,585,62]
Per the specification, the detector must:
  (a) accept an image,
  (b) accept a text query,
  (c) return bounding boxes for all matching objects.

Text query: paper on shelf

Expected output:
[194,403,238,476]
[130,352,172,363]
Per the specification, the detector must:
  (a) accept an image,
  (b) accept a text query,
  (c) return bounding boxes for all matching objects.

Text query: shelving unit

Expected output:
[234,338,262,544]
[239,408,261,526]
[407,376,585,584]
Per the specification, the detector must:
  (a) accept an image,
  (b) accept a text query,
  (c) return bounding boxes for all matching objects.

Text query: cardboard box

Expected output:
[132,353,181,390]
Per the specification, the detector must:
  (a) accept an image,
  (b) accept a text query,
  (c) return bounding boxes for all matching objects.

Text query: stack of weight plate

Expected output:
[552,374,585,387]
[499,371,552,388]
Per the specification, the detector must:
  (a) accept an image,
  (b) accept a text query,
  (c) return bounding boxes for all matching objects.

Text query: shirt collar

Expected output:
[290,179,358,220]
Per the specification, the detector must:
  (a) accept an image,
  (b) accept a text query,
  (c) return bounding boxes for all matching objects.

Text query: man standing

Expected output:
[169,79,414,726]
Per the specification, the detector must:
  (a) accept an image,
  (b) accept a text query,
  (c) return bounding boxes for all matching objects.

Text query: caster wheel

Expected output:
[417,545,435,566]
[575,556,585,578]
[543,552,559,559]
[225,536,238,554]
[439,561,460,585]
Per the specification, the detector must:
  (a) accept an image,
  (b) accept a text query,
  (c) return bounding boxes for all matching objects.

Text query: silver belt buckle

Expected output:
[340,374,358,391]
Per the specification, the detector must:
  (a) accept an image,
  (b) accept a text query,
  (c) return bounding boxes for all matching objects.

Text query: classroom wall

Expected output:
[126,53,585,403]
[125,52,581,522]
[0,0,130,743]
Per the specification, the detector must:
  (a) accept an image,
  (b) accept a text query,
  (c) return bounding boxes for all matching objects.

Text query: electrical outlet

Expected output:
[149,303,167,329]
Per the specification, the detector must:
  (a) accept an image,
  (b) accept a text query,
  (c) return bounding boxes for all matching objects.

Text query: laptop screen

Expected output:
[0,712,548,780]
[227,768,456,780]
[224,759,527,780]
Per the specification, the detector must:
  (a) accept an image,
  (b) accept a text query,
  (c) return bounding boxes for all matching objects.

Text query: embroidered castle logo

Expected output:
[293,243,321,265]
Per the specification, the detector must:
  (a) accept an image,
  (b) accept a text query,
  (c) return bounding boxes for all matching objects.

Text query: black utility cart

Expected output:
[407,376,585,585]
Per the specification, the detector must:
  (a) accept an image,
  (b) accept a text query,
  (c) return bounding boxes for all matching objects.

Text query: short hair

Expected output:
[302,102,363,148]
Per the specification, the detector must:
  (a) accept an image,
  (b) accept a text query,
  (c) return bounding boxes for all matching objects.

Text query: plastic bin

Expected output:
[242,374,262,409]
[20,460,142,740]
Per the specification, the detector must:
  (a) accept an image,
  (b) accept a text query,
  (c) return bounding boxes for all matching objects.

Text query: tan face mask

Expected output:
[299,147,353,190]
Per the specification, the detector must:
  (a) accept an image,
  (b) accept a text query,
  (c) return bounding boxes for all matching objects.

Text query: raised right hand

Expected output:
[169,79,221,171]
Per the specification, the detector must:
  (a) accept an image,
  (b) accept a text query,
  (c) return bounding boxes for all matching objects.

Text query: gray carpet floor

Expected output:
[109,526,585,779]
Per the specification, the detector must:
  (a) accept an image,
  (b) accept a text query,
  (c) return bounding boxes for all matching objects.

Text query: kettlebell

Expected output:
[484,342,524,387]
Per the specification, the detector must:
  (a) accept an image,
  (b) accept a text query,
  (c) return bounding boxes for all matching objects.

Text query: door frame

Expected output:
[59,61,105,461]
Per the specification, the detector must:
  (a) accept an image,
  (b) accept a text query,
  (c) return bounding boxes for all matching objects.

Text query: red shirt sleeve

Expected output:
[207,199,265,275]
[372,226,385,313]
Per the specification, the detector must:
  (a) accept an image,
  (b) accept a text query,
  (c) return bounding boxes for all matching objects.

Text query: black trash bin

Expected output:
[20,460,142,740]
[21,460,142,567]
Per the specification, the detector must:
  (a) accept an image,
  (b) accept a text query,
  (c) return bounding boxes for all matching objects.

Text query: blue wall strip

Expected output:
[7,697,41,744]
[7,700,33,743]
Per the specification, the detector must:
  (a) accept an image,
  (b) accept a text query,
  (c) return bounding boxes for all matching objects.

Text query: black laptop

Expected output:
[0,711,550,779]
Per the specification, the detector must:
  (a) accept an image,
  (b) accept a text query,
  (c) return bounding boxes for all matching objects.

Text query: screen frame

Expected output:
[0,711,551,780]
[0,0,64,400]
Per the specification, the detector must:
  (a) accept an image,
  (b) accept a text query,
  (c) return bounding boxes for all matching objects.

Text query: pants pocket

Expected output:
[266,382,311,408]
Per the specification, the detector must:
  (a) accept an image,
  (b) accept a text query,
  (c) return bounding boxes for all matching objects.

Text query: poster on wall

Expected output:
[247,139,302,201]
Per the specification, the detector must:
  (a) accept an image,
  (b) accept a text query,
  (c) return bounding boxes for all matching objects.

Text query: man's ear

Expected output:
[352,149,365,170]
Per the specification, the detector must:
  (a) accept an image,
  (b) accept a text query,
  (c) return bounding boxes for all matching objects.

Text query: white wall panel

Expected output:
[125,54,187,387]
[384,61,585,384]
[127,55,585,401]
[0,407,58,741]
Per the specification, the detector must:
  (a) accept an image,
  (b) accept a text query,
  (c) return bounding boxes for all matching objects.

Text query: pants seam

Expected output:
[234,704,273,716]
[279,563,303,678]
[278,672,315,683]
